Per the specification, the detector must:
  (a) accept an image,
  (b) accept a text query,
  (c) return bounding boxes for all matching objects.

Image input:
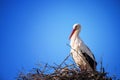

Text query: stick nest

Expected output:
[17,63,112,80]
[16,53,113,80]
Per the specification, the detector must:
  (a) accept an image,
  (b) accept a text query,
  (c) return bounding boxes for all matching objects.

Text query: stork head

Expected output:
[69,24,81,40]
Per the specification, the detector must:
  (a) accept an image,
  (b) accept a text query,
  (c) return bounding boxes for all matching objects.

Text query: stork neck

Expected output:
[70,30,80,40]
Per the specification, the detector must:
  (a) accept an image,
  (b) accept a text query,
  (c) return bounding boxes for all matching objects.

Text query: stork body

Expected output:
[69,24,97,71]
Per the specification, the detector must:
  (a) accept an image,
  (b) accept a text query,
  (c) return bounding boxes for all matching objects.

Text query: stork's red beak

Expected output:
[69,28,76,40]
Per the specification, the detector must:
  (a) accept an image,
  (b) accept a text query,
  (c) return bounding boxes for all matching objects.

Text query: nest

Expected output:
[16,55,112,80]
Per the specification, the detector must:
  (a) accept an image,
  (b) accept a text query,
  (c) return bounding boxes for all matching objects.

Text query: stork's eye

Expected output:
[75,26,77,28]
[76,26,78,29]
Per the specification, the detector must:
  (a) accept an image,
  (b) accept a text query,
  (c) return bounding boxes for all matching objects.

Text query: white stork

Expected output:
[69,24,97,71]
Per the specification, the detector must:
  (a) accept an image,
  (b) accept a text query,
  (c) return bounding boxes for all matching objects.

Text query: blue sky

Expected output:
[0,0,120,79]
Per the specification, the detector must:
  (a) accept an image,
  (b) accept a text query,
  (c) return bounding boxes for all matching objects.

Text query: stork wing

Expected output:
[80,42,97,70]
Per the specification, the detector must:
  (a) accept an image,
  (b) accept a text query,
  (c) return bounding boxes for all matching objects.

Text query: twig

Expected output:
[41,63,48,74]
[57,53,71,70]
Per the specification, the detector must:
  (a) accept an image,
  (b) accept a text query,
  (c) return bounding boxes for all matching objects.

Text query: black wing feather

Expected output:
[81,50,97,70]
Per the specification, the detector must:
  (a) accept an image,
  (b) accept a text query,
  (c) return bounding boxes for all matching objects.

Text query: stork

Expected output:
[69,24,97,71]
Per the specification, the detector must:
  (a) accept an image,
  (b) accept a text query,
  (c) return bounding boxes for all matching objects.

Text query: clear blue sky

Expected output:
[0,0,120,79]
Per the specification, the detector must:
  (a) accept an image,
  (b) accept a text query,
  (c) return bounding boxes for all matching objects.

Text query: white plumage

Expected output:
[69,24,97,71]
